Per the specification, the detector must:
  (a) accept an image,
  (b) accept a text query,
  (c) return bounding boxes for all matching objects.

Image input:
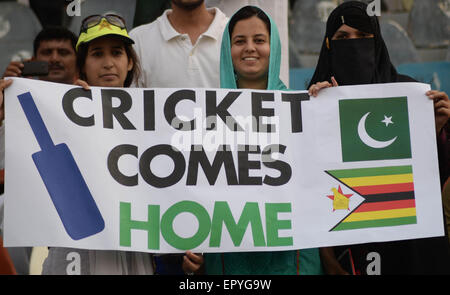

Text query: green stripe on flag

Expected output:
[328,165,412,179]
[331,216,417,231]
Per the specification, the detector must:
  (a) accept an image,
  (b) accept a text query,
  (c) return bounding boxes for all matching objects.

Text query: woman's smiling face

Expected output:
[230,16,270,87]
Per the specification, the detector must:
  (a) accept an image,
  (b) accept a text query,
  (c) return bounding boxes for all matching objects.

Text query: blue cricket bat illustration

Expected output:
[17,92,105,240]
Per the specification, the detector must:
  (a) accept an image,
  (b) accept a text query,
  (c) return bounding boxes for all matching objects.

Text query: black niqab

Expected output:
[330,38,376,85]
[308,1,411,87]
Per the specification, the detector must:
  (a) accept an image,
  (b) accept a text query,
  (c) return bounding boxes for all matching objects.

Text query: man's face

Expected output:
[35,39,77,84]
[171,0,204,10]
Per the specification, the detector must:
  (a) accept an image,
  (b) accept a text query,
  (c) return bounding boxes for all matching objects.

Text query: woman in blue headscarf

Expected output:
[219,5,285,91]
[182,5,323,275]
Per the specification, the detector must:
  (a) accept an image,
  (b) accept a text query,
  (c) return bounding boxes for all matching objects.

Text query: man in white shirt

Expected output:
[129,0,228,88]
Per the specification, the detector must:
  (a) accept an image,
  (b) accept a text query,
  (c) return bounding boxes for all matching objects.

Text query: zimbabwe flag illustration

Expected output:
[326,165,416,231]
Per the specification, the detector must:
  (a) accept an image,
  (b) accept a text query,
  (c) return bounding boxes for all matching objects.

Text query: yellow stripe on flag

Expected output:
[339,173,413,187]
[343,207,416,222]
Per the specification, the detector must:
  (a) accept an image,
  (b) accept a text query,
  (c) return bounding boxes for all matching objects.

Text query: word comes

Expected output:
[108,144,291,188]
[120,200,293,250]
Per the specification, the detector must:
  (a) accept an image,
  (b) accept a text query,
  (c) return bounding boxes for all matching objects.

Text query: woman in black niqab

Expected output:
[309,1,450,275]
[308,0,414,87]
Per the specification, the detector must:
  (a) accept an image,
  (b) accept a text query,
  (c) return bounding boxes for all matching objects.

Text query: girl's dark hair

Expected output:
[76,36,141,87]
[228,6,271,38]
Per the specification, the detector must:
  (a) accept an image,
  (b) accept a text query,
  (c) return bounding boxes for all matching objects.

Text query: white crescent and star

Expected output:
[357,112,397,149]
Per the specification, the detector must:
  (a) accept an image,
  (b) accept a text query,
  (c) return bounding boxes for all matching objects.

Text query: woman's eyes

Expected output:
[361,33,374,38]
[233,38,266,45]
[335,33,374,40]
[91,51,103,57]
[112,49,124,56]
[89,49,124,57]
[334,34,348,40]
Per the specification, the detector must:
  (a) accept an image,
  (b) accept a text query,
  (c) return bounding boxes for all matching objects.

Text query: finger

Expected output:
[187,252,204,264]
[0,79,13,89]
[0,79,13,105]
[313,85,320,97]
[310,82,332,97]
[74,79,91,90]
[317,82,332,95]
[308,85,315,96]
[317,81,332,88]
[426,90,440,97]
[331,76,339,87]
[426,90,440,98]
[436,91,449,100]
[435,106,450,117]
[310,85,318,97]
[3,62,24,77]
[7,61,24,69]
[0,79,10,122]
[313,84,321,97]
[185,251,204,263]
[434,98,450,111]
[3,68,21,77]
[308,85,318,97]
[183,255,200,273]
[427,91,449,101]
[434,98,450,107]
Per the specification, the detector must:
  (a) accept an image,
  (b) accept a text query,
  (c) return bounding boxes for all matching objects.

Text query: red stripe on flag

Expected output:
[354,199,416,213]
[352,182,414,195]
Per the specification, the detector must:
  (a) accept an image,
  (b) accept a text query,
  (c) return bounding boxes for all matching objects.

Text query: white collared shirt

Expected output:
[129,8,228,88]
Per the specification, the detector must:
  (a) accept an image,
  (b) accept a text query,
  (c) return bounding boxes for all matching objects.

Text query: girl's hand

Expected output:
[308,76,338,97]
[0,79,13,122]
[182,251,204,275]
[426,90,450,135]
[74,79,91,90]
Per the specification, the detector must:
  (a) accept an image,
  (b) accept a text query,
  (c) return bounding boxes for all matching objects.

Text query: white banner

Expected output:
[3,78,444,253]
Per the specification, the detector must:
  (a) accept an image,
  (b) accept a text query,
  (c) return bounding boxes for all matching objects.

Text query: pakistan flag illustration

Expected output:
[339,97,411,162]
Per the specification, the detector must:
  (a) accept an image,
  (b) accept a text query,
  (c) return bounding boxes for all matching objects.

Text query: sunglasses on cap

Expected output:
[79,14,127,34]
